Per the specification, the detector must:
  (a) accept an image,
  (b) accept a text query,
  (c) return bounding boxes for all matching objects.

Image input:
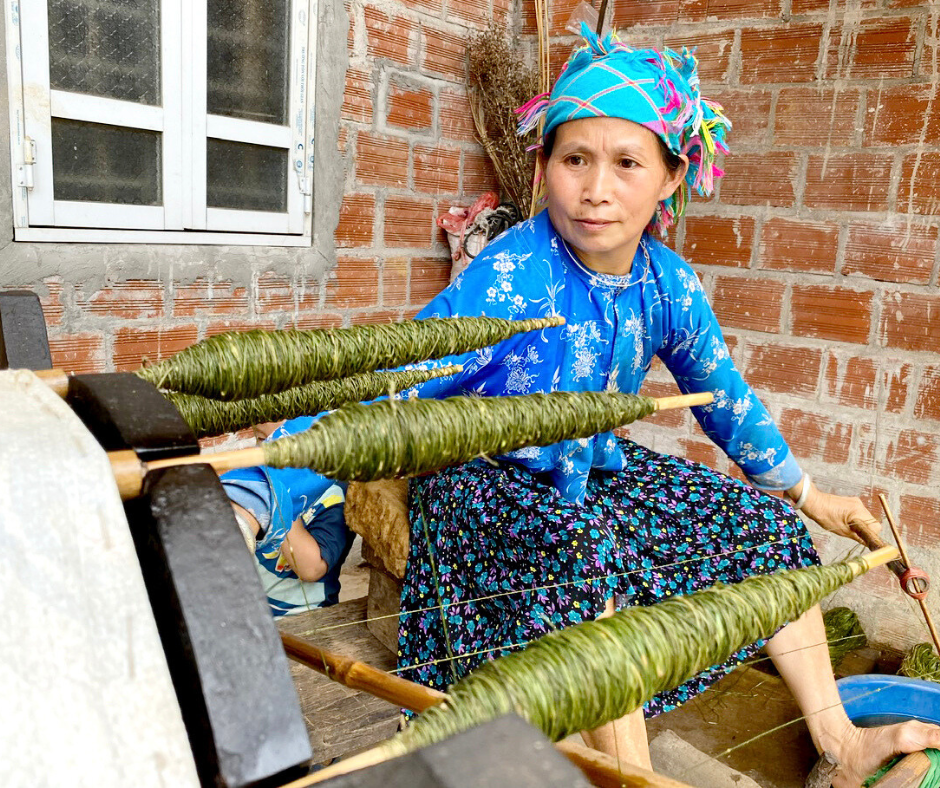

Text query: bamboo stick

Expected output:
[870,751,932,788]
[555,740,694,788]
[109,392,713,500]
[33,368,68,397]
[280,632,448,713]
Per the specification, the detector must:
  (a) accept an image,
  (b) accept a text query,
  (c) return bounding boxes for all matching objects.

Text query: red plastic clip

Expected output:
[900,566,930,600]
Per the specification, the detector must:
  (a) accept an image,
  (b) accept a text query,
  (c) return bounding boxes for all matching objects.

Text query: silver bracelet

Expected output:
[791,473,811,511]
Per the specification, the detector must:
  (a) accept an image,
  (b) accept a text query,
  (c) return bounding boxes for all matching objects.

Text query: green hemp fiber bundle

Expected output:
[901,642,940,683]
[261,391,657,479]
[385,556,873,756]
[136,316,564,399]
[164,365,461,438]
[823,606,867,669]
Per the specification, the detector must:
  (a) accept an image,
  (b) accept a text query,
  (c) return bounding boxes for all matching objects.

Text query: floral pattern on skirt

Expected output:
[396,439,818,716]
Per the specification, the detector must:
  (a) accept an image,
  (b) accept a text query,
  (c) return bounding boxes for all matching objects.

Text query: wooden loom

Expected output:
[0,291,931,788]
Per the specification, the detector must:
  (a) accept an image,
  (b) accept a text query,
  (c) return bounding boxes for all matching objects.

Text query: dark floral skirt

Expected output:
[396,439,818,716]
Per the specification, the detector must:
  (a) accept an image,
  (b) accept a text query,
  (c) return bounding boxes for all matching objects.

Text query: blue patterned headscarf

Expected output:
[517,25,731,234]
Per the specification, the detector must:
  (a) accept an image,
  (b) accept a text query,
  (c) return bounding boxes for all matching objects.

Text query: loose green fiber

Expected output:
[901,642,940,683]
[379,556,872,757]
[823,606,867,669]
[135,316,564,399]
[163,365,462,438]
[261,391,657,479]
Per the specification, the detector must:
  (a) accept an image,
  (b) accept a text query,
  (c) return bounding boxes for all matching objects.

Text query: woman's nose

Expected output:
[581,165,612,203]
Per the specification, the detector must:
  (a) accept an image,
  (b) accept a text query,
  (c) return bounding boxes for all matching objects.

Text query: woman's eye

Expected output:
[620,158,637,169]
[566,155,584,166]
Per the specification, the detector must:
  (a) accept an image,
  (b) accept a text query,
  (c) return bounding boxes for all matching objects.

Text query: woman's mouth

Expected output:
[575,219,612,230]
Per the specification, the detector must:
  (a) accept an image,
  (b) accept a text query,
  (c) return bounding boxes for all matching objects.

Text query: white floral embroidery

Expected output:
[503,346,541,393]
[738,442,778,467]
[562,321,605,381]
[619,313,648,373]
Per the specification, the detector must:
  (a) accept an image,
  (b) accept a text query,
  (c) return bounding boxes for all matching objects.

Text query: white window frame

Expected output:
[6,0,317,246]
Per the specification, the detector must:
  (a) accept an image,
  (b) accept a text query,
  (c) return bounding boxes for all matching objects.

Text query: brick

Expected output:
[410,256,452,305]
[825,16,916,80]
[173,279,248,317]
[899,495,940,550]
[384,196,435,247]
[683,216,755,268]
[678,436,726,473]
[739,24,824,84]
[792,0,877,13]
[364,8,414,65]
[880,291,940,352]
[548,0,588,36]
[422,26,465,81]
[289,314,344,330]
[414,145,460,195]
[49,331,105,375]
[743,342,821,396]
[791,285,872,343]
[803,153,892,212]
[778,408,852,465]
[688,0,781,20]
[409,0,443,15]
[721,152,797,207]
[255,272,318,314]
[824,354,877,411]
[39,280,65,326]
[447,0,488,27]
[342,68,373,124]
[387,83,433,131]
[866,85,940,146]
[899,154,940,216]
[440,89,477,143]
[638,378,687,429]
[325,258,380,308]
[711,276,783,333]
[350,309,404,325]
[708,89,772,146]
[610,0,678,27]
[356,132,409,188]
[79,279,164,320]
[462,150,498,195]
[843,222,937,285]
[882,429,940,486]
[383,257,410,306]
[885,363,913,413]
[774,87,861,147]
[663,30,733,82]
[335,193,376,247]
[113,325,198,371]
[759,218,839,274]
[915,365,940,421]
[205,319,278,336]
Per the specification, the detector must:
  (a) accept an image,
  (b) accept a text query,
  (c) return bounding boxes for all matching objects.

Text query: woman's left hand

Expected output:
[789,478,881,543]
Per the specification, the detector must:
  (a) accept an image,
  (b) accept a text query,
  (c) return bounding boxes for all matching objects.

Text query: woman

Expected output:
[397,29,940,786]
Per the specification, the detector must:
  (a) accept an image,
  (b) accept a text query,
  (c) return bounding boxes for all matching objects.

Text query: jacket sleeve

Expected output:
[656,262,802,490]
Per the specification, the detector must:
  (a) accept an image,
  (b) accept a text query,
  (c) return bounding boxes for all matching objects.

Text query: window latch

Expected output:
[16,137,35,189]
[298,173,312,214]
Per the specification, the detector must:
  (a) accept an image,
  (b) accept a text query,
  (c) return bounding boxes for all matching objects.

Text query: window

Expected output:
[9,0,316,245]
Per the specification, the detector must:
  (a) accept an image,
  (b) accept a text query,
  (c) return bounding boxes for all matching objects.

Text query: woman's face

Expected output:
[544,117,688,276]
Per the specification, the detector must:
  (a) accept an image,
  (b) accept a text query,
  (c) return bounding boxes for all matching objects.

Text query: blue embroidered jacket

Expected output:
[406,210,802,504]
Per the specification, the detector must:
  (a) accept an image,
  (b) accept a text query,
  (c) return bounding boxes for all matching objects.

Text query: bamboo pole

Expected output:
[280,632,448,713]
[109,392,714,500]
[33,368,68,397]
[869,751,933,788]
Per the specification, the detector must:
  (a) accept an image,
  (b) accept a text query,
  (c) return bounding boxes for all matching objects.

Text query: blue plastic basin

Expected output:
[837,674,940,727]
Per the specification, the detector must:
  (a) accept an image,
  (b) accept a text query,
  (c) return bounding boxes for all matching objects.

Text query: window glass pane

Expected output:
[206,139,288,213]
[47,0,161,105]
[52,119,161,205]
[207,0,290,125]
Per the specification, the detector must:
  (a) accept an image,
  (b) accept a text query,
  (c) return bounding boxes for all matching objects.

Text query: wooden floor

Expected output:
[277,598,903,786]
[277,597,401,764]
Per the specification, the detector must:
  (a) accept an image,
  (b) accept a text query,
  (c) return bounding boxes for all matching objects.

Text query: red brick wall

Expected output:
[610,2,940,644]
[9,0,940,643]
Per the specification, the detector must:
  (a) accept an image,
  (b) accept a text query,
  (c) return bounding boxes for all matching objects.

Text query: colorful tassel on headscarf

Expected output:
[516,24,731,235]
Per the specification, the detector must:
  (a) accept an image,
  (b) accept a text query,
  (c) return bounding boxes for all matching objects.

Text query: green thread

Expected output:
[163,365,461,438]
[376,556,871,757]
[136,316,564,399]
[261,391,657,479]
[901,642,940,683]
[864,749,940,788]
[823,606,867,669]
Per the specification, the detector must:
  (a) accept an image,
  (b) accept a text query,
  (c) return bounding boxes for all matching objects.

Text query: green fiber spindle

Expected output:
[164,364,461,438]
[261,391,657,479]
[136,315,564,400]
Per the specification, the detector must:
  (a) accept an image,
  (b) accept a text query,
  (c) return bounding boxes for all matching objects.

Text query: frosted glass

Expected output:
[206,139,288,212]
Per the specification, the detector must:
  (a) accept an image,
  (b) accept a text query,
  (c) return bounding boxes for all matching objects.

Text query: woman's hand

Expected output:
[788,477,881,543]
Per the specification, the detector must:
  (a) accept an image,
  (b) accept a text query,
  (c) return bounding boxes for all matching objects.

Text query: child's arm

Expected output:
[279,519,329,582]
